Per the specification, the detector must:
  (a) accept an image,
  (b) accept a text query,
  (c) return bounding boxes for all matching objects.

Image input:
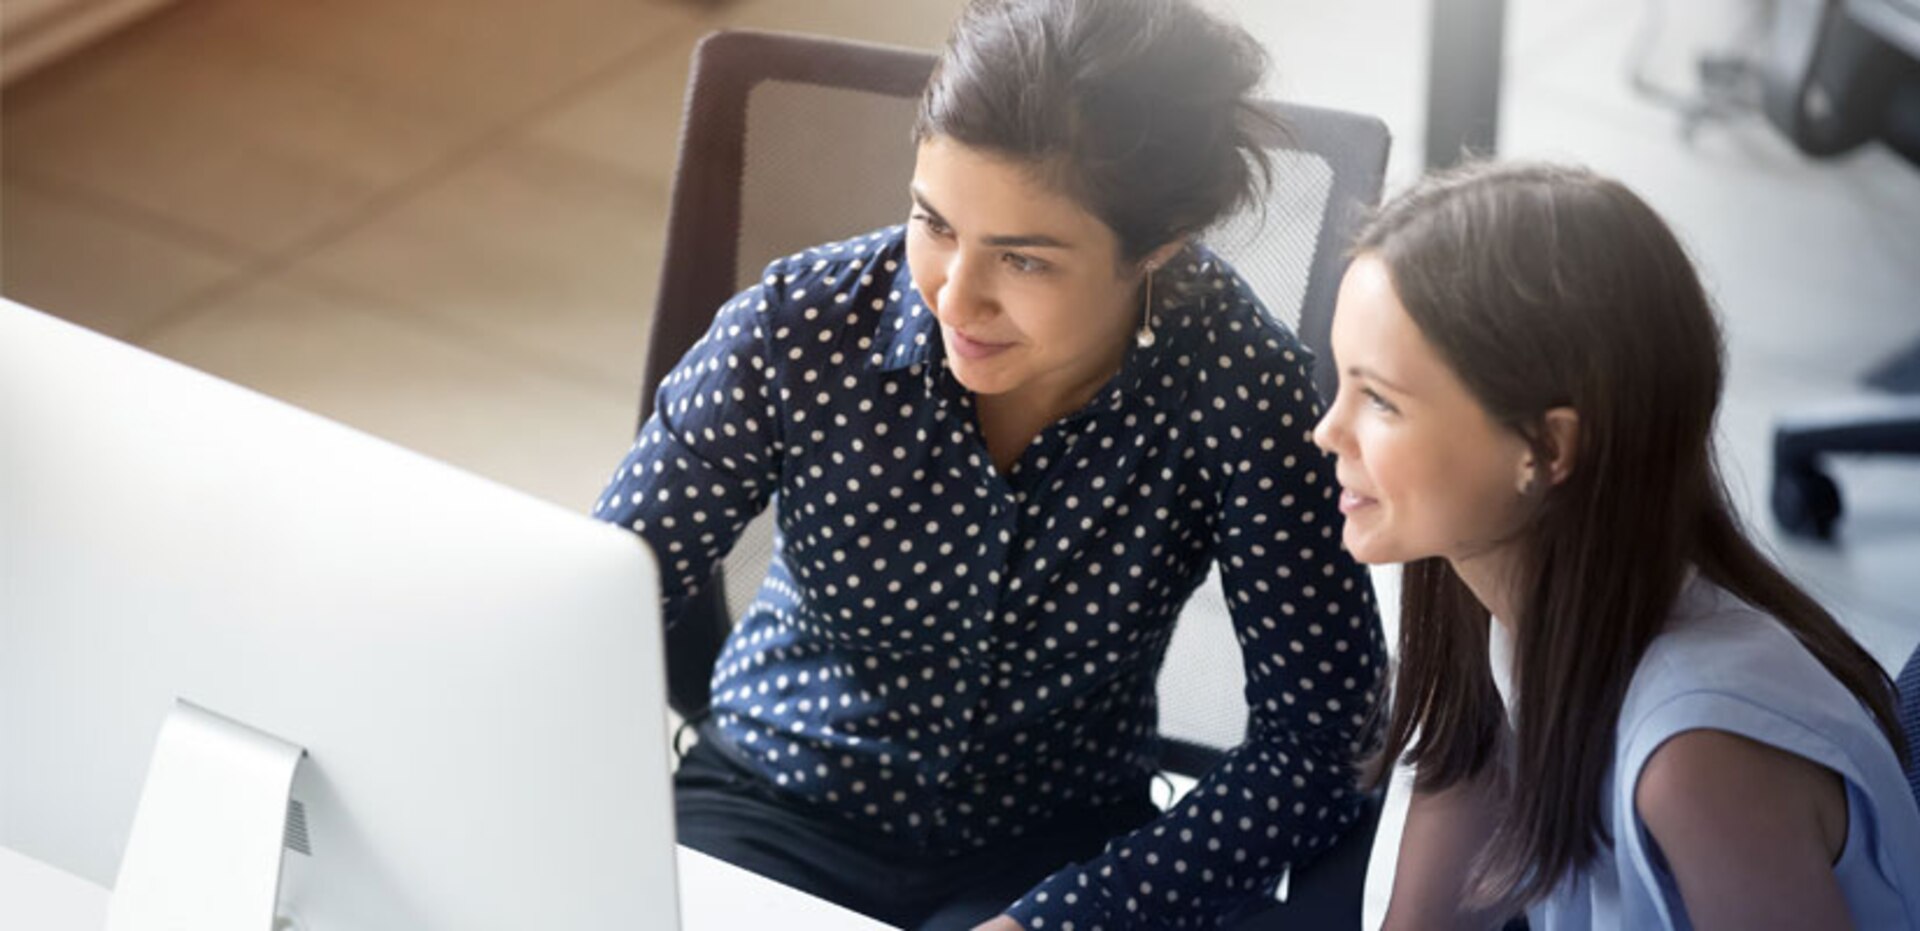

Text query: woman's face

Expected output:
[1311,255,1537,568]
[905,136,1147,402]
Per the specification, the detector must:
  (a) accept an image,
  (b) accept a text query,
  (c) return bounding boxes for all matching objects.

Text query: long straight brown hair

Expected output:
[1357,161,1907,911]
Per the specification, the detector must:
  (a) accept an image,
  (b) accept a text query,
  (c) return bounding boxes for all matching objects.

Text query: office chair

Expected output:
[1760,0,1920,539]
[637,29,1392,928]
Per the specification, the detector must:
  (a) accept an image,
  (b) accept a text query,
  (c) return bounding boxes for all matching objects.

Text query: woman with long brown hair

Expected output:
[1311,161,1920,928]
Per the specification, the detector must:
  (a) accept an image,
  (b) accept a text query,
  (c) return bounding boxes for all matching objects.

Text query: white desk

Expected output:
[0,843,896,930]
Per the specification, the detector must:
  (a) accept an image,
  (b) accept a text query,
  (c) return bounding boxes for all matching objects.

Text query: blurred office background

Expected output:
[4,0,1918,917]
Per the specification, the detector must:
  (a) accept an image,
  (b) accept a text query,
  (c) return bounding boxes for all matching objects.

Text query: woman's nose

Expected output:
[1311,400,1344,456]
[935,253,991,325]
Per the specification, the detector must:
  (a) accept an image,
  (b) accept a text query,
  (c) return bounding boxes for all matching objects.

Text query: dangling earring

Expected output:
[1136,264,1158,349]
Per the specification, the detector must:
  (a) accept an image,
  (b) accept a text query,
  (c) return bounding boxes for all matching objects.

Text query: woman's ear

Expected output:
[1538,407,1580,486]
[1141,240,1187,276]
[1515,407,1580,496]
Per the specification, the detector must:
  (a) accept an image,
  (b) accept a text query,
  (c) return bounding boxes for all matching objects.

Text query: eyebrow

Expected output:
[1346,365,1413,396]
[909,187,1076,250]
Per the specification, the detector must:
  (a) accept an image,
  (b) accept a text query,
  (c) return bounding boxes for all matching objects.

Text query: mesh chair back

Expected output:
[640,33,1392,779]
[1153,106,1390,775]
[1899,643,1920,807]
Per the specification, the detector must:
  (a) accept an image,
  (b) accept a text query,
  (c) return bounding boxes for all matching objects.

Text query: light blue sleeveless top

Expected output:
[1489,577,1920,929]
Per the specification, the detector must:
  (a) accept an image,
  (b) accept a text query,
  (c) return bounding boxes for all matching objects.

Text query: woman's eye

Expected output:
[1002,252,1049,275]
[911,213,953,238]
[1362,388,1398,415]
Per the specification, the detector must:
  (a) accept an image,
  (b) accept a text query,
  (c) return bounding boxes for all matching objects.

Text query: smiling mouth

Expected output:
[946,329,1015,360]
[1338,488,1378,514]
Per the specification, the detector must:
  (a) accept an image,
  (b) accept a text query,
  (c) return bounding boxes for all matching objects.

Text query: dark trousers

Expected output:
[673,726,1160,930]
[676,724,1384,929]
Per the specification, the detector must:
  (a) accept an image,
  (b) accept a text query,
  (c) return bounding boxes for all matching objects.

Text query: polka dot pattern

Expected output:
[594,226,1384,929]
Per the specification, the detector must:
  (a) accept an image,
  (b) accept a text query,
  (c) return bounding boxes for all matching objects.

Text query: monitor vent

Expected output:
[284,798,312,856]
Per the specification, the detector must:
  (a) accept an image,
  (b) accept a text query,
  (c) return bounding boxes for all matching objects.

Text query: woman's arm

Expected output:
[1381,767,1512,931]
[1634,728,1852,930]
[593,274,787,626]
[1001,298,1388,931]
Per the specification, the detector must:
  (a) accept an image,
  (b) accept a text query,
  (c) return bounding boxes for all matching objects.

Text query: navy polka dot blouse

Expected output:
[595,225,1385,929]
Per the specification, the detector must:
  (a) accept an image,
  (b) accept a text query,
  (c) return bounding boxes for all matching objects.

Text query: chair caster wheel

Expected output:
[1772,464,1842,540]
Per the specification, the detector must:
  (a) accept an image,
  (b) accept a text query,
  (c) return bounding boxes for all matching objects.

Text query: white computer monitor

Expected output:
[0,300,680,929]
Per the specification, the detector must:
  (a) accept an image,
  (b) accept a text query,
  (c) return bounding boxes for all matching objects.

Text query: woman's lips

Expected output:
[1338,488,1378,514]
[947,328,1015,360]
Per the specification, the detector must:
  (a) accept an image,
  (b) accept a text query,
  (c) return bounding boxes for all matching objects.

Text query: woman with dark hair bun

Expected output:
[595,1,1385,928]
[1314,160,1920,928]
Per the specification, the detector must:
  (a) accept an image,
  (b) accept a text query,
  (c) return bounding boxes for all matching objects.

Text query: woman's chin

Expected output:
[949,358,1015,396]
[1340,530,1391,566]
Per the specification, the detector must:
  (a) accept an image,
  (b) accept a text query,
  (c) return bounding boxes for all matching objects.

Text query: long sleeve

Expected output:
[592,279,785,627]
[1006,320,1387,930]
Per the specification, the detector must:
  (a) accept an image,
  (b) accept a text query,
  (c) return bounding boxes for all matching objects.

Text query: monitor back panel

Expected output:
[0,302,679,929]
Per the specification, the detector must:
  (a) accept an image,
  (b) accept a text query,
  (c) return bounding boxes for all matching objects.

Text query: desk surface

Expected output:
[0,843,895,930]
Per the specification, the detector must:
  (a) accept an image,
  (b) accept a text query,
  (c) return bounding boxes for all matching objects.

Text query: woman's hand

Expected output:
[971,916,1024,931]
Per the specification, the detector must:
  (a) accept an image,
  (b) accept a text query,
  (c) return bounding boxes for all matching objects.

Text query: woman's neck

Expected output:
[1450,547,1526,633]
[974,367,1111,474]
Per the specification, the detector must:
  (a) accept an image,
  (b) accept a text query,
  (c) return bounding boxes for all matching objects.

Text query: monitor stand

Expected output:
[107,700,307,931]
